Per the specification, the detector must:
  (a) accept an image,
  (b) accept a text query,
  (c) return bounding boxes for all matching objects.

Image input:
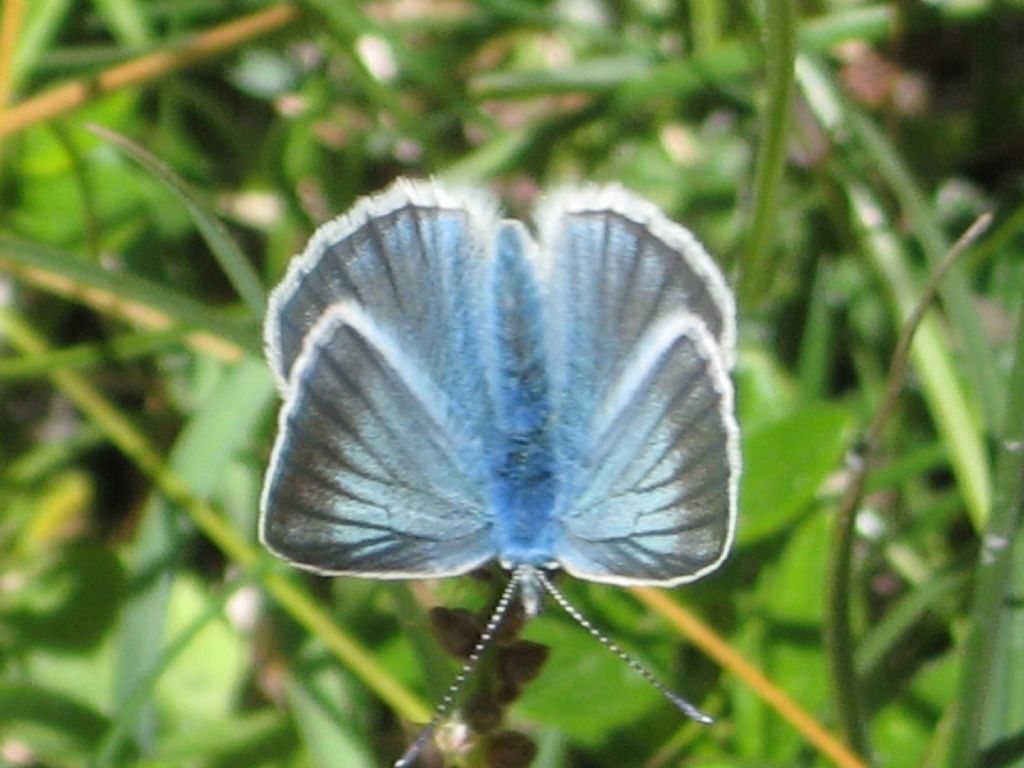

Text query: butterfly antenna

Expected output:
[533,570,714,725]
[394,568,526,768]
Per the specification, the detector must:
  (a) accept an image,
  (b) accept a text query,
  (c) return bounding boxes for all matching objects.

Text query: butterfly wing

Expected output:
[260,181,499,577]
[261,302,495,576]
[265,179,500,397]
[536,186,740,586]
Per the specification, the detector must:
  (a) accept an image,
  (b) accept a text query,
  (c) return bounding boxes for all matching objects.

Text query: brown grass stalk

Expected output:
[0,3,301,139]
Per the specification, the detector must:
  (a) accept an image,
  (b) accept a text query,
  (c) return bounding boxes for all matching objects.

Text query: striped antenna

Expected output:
[394,568,526,768]
[533,569,713,724]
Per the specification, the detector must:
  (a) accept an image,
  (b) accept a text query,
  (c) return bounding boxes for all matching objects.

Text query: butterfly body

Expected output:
[485,221,558,569]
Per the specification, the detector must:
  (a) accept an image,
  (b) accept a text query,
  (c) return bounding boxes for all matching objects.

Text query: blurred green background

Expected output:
[1,1,1022,767]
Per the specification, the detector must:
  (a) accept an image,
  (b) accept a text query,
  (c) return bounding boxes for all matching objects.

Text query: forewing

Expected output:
[535,187,739,585]
[535,185,735,391]
[265,178,500,405]
[260,303,494,577]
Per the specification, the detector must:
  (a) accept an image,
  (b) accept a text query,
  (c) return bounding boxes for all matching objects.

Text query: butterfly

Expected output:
[259,178,740,764]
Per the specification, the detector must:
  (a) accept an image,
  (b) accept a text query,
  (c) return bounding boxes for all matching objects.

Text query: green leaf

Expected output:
[154,575,246,724]
[757,512,832,761]
[0,683,110,762]
[287,673,377,768]
[1,541,124,652]
[113,359,275,749]
[738,401,854,545]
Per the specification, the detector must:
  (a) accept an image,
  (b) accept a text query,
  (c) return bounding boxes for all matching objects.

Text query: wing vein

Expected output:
[317,338,475,491]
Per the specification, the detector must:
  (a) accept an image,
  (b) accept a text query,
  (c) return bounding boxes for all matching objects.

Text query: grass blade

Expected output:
[739,0,797,306]
[848,183,991,529]
[946,294,1024,767]
[0,235,258,359]
[0,4,301,138]
[89,124,267,320]
[850,112,1004,430]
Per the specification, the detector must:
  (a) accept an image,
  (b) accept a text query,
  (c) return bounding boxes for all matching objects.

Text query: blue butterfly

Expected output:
[259,178,740,763]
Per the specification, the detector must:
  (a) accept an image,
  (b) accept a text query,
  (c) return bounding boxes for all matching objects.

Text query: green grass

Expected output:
[2,2,1023,767]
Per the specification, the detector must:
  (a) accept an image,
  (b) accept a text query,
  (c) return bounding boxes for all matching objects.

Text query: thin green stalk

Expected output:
[850,112,1003,431]
[827,194,992,758]
[946,294,1024,767]
[690,0,724,53]
[849,186,990,529]
[796,259,836,400]
[826,457,870,757]
[739,0,796,307]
